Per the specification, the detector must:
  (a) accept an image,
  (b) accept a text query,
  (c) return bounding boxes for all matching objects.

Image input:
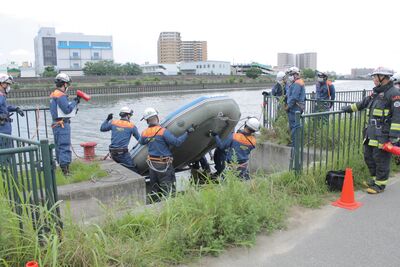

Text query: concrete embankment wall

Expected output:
[9,83,270,99]
[58,160,146,220]
[249,141,320,174]
[249,141,292,173]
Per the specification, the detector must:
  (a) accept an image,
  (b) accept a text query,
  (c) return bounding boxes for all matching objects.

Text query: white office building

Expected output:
[179,61,230,75]
[140,63,178,75]
[34,27,113,76]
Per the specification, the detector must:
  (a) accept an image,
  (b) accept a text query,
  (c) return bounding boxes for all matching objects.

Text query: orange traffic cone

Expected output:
[332,168,362,210]
[26,261,38,267]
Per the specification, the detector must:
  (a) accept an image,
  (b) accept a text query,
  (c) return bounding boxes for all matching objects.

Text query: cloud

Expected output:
[10,49,32,56]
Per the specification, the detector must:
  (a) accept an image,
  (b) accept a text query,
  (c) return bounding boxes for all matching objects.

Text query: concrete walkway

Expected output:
[192,176,400,267]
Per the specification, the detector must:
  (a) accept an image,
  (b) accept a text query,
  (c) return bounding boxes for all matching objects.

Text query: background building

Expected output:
[277,53,295,69]
[34,27,113,76]
[277,52,317,70]
[351,68,374,78]
[140,63,178,75]
[181,41,207,62]
[157,32,207,64]
[157,32,181,64]
[231,63,273,75]
[180,61,230,75]
[296,52,317,70]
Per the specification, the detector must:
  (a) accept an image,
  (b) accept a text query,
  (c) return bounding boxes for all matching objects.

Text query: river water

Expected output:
[11,80,373,156]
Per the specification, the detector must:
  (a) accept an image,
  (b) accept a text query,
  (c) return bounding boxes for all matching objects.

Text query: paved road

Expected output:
[193,176,400,267]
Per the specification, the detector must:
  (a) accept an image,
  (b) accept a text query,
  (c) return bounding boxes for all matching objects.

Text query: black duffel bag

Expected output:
[325,170,345,191]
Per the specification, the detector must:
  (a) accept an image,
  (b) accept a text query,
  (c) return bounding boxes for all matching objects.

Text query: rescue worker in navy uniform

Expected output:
[0,74,24,146]
[285,67,306,147]
[210,117,260,180]
[50,73,79,176]
[315,71,335,112]
[271,71,286,97]
[100,106,140,172]
[139,107,194,201]
[341,67,400,194]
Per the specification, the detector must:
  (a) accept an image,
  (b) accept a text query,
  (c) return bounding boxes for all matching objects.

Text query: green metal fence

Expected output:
[0,133,61,231]
[13,107,51,140]
[291,109,368,174]
[262,89,371,128]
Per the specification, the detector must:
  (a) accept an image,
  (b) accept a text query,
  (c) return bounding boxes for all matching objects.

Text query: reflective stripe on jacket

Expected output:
[348,82,400,147]
[139,125,188,157]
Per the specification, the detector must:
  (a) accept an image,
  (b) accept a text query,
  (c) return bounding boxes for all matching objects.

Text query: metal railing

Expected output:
[262,89,372,128]
[13,107,51,140]
[0,134,61,231]
[291,109,368,175]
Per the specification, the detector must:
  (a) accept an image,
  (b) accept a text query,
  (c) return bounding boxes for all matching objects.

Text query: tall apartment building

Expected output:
[181,41,207,62]
[157,32,182,64]
[277,53,295,68]
[34,27,113,76]
[157,32,207,63]
[296,52,317,70]
[277,52,317,70]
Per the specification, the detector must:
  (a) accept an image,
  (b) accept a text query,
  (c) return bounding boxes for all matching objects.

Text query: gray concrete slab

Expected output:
[192,176,400,267]
[58,159,146,221]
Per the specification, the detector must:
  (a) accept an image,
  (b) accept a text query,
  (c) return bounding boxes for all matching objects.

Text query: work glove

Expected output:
[262,91,270,96]
[186,126,195,134]
[15,107,24,117]
[74,96,81,104]
[208,130,218,137]
[284,105,289,111]
[106,113,113,121]
[390,137,400,144]
[341,105,352,113]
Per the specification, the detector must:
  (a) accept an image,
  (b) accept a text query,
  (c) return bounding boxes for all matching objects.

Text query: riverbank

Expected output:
[8,82,270,99]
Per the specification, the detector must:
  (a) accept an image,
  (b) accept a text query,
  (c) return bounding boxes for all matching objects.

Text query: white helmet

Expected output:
[369,67,393,77]
[54,73,71,84]
[287,66,300,75]
[0,73,14,84]
[141,107,158,121]
[245,117,261,132]
[276,71,286,82]
[391,72,400,84]
[119,106,133,115]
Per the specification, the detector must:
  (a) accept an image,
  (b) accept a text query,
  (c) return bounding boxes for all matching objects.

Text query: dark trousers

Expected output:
[52,123,71,167]
[214,148,226,175]
[315,101,330,123]
[364,144,392,185]
[149,161,176,201]
[288,110,300,147]
[110,151,137,172]
[237,162,250,180]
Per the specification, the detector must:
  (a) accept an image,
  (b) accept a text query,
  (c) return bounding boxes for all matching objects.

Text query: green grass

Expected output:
[1,152,399,266]
[55,160,108,186]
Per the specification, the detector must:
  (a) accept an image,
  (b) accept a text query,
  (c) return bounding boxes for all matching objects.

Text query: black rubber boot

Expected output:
[366,184,385,194]
[362,177,376,188]
[60,165,70,176]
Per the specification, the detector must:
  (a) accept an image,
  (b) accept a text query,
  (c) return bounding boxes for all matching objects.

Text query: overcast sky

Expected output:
[0,0,399,74]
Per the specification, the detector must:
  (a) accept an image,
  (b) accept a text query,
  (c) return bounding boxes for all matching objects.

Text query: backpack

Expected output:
[325,170,345,191]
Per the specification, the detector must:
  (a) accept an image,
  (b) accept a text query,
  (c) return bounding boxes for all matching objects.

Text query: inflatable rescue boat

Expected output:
[131,95,241,175]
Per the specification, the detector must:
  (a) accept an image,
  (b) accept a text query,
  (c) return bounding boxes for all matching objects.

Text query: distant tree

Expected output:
[42,66,57,77]
[246,67,262,79]
[121,63,142,75]
[301,68,315,79]
[83,60,142,76]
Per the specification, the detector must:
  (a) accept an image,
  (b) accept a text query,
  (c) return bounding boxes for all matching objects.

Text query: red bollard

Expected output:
[26,261,39,267]
[80,142,97,161]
